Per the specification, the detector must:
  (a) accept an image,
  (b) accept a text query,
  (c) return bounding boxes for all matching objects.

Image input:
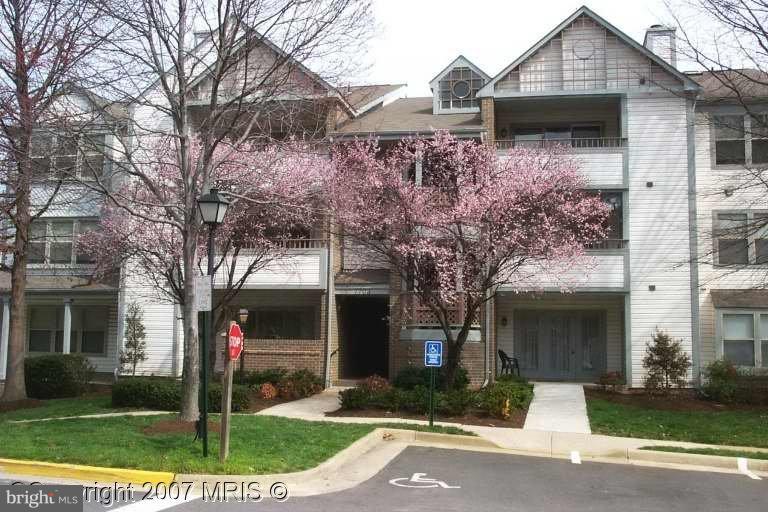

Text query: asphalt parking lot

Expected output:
[3,447,766,512]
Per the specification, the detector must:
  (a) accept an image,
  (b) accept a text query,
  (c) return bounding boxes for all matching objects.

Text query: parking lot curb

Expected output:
[0,458,175,485]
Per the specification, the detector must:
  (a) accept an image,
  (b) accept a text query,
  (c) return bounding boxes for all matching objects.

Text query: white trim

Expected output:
[715,308,767,368]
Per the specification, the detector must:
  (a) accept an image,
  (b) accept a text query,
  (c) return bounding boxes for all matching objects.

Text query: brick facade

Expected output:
[480,97,495,145]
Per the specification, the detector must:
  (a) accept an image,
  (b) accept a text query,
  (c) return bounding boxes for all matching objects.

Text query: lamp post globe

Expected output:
[197,188,230,225]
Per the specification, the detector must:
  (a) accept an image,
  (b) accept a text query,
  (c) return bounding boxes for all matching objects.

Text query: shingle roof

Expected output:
[711,289,768,308]
[688,69,768,103]
[332,97,484,137]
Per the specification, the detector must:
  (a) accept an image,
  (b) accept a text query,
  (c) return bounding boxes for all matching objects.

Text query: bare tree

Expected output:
[86,0,373,420]
[0,0,110,401]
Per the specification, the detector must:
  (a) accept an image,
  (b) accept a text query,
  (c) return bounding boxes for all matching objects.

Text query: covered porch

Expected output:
[495,292,626,382]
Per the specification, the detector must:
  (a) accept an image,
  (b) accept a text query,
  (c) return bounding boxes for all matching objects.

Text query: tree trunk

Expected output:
[1,178,30,402]
[2,252,28,402]
[179,232,200,421]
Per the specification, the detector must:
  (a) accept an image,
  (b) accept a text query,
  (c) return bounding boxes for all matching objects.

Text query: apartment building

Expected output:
[1,5,765,389]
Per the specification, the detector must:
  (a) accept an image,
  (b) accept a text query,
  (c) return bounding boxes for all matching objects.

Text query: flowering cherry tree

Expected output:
[79,136,328,374]
[329,131,610,384]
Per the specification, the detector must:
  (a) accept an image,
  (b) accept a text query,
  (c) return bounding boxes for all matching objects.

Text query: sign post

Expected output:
[220,321,243,463]
[424,340,443,427]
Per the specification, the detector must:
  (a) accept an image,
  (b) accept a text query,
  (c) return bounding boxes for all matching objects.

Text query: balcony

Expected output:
[214,239,328,290]
[400,293,480,329]
[493,96,627,187]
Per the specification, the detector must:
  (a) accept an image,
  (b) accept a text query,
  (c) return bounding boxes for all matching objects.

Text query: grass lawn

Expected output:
[369,422,476,436]
[640,445,768,461]
[0,395,124,422]
[587,397,768,448]
[0,414,375,474]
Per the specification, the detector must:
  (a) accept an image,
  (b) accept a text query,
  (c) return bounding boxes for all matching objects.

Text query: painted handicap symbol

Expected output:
[389,472,461,489]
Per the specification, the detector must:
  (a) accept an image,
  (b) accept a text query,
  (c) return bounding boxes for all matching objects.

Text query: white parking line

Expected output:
[737,458,762,480]
[570,451,581,464]
[106,496,197,512]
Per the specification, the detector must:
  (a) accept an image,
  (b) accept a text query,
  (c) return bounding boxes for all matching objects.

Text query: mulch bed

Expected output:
[143,418,221,436]
[0,399,44,414]
[585,388,767,412]
[327,408,527,428]
[245,394,289,413]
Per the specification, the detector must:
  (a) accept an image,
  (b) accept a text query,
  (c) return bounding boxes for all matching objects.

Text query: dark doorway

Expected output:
[339,296,389,379]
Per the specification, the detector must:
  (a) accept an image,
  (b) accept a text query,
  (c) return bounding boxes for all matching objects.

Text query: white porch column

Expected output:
[62,298,72,354]
[0,297,9,380]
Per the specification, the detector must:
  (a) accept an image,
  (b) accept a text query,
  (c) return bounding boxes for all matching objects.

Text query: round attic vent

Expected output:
[573,39,595,60]
[452,80,471,99]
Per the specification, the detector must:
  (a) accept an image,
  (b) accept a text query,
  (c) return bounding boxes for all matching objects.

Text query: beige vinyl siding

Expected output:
[626,93,693,386]
[694,110,768,369]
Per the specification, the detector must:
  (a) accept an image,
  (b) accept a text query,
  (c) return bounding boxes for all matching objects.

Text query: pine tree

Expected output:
[643,330,692,394]
[120,303,147,376]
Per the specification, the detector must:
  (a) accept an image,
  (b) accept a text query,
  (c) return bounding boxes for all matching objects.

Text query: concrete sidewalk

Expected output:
[523,382,591,434]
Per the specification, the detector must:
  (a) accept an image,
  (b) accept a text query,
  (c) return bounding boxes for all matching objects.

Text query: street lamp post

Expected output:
[196,188,230,458]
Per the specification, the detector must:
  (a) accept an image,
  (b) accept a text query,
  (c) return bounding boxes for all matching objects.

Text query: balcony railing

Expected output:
[586,239,628,250]
[496,137,627,150]
[400,293,480,328]
[272,238,328,250]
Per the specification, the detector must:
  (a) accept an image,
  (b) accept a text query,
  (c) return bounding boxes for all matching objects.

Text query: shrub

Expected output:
[25,354,94,399]
[438,388,477,416]
[477,381,533,419]
[277,369,323,400]
[393,366,469,391]
[642,330,692,394]
[208,384,250,412]
[111,377,249,411]
[702,361,768,405]
[339,387,371,409]
[119,302,147,376]
[702,359,739,403]
[234,368,287,387]
[258,382,278,400]
[597,371,624,392]
[360,374,391,393]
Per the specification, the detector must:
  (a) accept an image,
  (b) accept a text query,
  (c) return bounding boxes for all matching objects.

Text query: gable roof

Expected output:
[477,5,700,97]
[341,84,406,113]
[429,55,490,88]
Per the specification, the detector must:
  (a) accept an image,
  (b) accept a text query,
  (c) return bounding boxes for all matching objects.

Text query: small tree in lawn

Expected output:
[643,330,692,395]
[120,303,147,376]
[329,131,610,386]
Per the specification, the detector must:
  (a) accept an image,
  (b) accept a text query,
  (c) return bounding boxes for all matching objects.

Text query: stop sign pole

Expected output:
[220,321,243,463]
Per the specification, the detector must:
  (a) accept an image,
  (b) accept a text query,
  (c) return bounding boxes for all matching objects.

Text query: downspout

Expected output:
[323,234,334,388]
[482,291,491,388]
[686,95,702,386]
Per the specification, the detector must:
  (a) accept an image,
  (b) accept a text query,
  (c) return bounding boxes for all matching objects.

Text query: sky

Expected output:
[362,0,675,97]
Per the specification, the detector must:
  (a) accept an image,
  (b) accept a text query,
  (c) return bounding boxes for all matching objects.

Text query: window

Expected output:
[511,125,603,148]
[713,113,768,166]
[27,305,107,354]
[714,211,768,265]
[28,219,99,265]
[245,308,315,340]
[722,313,755,366]
[714,115,746,165]
[30,132,106,180]
[438,67,484,110]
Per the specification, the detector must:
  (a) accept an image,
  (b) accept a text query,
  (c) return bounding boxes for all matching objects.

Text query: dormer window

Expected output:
[439,67,483,109]
[431,56,489,114]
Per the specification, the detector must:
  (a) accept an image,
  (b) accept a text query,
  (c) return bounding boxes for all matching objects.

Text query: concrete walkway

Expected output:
[523,382,591,434]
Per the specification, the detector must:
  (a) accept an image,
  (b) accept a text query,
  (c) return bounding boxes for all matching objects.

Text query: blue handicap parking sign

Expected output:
[424,340,443,367]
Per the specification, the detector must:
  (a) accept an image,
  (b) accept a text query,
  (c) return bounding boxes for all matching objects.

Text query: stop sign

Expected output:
[228,323,244,361]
